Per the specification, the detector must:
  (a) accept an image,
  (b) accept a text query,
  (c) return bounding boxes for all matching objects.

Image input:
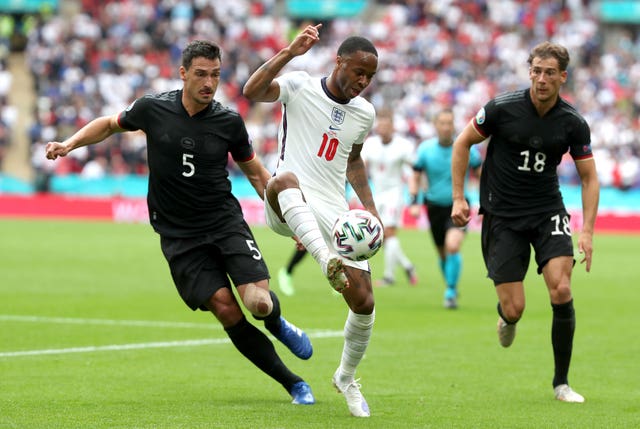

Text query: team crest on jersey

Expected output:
[529,136,543,149]
[331,107,346,125]
[125,99,137,112]
[181,137,196,150]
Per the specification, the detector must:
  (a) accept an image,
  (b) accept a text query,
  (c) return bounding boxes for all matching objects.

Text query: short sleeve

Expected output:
[568,117,593,161]
[412,142,427,171]
[117,96,152,132]
[276,71,311,104]
[471,99,497,139]
[228,116,255,163]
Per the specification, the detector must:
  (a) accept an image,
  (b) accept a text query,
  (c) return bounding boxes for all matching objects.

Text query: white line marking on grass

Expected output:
[0,315,344,359]
[0,338,230,358]
[0,331,344,358]
[0,315,344,336]
[0,314,217,330]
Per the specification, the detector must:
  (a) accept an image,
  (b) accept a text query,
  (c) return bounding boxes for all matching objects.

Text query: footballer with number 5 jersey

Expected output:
[45,40,317,406]
[243,23,380,418]
[451,41,600,403]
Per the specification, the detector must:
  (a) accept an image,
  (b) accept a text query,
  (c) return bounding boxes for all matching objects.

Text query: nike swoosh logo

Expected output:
[329,125,341,131]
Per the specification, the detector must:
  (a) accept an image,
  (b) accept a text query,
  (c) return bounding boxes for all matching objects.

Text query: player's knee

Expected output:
[242,283,273,318]
[550,281,572,303]
[268,172,299,194]
[500,302,524,322]
[347,292,375,315]
[205,290,244,326]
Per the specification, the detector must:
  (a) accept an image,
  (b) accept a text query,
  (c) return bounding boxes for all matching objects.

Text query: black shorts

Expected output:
[425,202,465,247]
[481,209,574,285]
[160,226,270,311]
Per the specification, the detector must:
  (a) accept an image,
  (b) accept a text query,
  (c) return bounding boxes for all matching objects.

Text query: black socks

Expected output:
[225,316,301,391]
[551,299,575,387]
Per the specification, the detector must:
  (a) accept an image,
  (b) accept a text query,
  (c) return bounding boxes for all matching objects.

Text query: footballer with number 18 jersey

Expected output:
[450,41,599,404]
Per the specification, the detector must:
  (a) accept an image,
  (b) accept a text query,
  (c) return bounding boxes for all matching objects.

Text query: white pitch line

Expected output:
[0,314,219,329]
[0,338,229,358]
[0,314,344,359]
[0,332,343,359]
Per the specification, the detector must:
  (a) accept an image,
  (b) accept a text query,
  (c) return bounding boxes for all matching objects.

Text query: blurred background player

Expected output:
[361,108,417,287]
[277,243,307,296]
[410,109,482,309]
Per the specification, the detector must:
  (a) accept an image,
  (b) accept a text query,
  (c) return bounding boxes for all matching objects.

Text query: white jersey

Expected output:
[274,71,375,206]
[361,133,415,227]
[361,134,415,194]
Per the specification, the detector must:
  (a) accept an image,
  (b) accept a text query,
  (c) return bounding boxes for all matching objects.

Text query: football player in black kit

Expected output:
[451,41,599,403]
[45,40,315,405]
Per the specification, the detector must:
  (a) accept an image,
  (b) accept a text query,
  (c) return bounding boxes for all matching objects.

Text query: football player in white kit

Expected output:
[362,108,418,287]
[243,23,379,417]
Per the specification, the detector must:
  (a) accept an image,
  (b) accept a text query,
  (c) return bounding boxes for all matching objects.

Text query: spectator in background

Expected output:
[277,244,307,297]
[17,0,640,189]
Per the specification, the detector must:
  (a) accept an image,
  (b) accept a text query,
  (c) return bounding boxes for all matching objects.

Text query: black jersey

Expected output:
[472,89,593,217]
[117,90,255,238]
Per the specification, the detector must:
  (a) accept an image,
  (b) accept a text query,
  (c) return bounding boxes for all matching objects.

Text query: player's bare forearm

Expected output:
[451,132,473,203]
[577,159,600,235]
[408,170,421,198]
[242,52,292,102]
[243,24,322,102]
[45,115,122,160]
[451,123,486,227]
[238,156,271,200]
[575,157,599,272]
[347,157,378,217]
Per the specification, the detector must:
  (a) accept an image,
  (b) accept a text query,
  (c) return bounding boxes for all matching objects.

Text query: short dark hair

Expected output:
[527,41,570,71]
[182,40,222,70]
[337,36,378,58]
[435,108,453,121]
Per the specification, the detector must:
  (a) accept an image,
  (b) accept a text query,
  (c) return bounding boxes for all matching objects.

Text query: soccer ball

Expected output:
[331,209,384,261]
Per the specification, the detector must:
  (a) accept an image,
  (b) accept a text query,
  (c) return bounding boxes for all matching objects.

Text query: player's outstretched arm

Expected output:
[45,114,124,160]
[243,23,322,102]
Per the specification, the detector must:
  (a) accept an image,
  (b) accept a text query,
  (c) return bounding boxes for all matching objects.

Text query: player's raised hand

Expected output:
[45,142,69,160]
[451,198,470,227]
[288,24,322,57]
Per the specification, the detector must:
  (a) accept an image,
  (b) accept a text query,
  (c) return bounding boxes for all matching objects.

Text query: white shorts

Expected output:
[264,188,370,271]
[374,188,404,228]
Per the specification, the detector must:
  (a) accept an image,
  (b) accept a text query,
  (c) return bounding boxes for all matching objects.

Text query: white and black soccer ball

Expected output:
[331,209,384,261]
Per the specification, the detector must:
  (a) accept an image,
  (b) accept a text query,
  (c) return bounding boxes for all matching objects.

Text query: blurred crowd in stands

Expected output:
[5,0,640,190]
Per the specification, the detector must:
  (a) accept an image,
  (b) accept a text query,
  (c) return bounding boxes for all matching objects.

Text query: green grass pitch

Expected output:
[1,219,639,428]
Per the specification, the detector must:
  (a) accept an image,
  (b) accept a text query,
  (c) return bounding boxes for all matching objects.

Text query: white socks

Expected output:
[337,309,375,383]
[383,236,411,280]
[278,188,330,271]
